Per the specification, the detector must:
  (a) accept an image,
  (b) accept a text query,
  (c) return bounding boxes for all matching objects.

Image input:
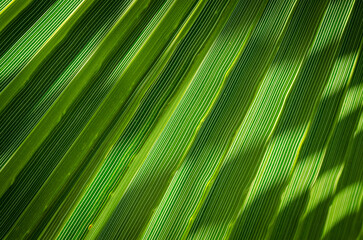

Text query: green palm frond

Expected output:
[0,0,362,239]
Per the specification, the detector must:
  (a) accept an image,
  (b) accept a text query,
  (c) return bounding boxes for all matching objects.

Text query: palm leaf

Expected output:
[0,0,362,239]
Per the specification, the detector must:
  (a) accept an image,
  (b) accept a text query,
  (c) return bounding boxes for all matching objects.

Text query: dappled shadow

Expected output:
[268,106,361,240]
[98,158,174,240]
[187,0,329,237]
[268,24,363,237]
[190,1,363,239]
[272,0,362,138]
[322,130,363,239]
[268,3,363,237]
[323,213,362,240]
[187,141,266,239]
[268,192,310,239]
[272,45,346,139]
[299,130,363,240]
[0,0,362,238]
[230,183,286,240]
[270,37,363,239]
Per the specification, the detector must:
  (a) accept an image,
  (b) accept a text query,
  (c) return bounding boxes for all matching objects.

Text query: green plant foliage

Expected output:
[0,0,362,239]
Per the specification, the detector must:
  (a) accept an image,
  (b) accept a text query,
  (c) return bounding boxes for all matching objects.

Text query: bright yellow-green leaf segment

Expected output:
[0,0,362,239]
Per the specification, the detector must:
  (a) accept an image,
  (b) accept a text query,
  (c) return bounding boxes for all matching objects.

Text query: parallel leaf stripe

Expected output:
[184,0,331,239]
[269,6,363,238]
[141,0,299,239]
[0,0,148,199]
[0,0,83,90]
[88,0,268,238]
[0,0,361,239]
[229,0,357,238]
[57,0,239,238]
